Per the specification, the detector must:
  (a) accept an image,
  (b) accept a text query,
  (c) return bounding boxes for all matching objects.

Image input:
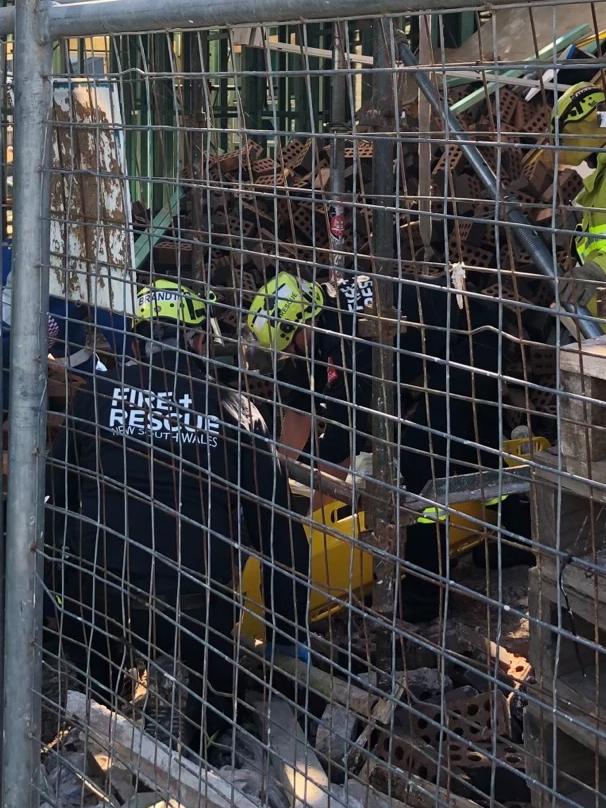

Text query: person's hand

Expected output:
[345,451,374,489]
[559,262,605,308]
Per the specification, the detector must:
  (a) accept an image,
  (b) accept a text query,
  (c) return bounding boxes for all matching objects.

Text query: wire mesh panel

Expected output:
[5,1,606,807]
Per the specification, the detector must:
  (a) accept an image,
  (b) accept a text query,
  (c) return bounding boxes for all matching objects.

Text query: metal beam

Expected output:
[46,0,534,38]
[2,0,53,805]
[0,0,581,41]
[369,19,399,675]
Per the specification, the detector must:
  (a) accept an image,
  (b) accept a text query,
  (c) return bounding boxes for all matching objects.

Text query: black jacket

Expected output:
[46,344,309,646]
[278,272,504,475]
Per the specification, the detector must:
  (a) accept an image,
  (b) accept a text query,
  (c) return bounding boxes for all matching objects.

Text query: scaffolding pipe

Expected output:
[396,35,602,341]
[0,0,583,40]
[2,1,53,805]
[328,22,347,284]
[369,20,398,669]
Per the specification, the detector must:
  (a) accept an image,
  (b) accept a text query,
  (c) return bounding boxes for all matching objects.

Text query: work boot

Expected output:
[400,522,447,623]
[473,494,535,569]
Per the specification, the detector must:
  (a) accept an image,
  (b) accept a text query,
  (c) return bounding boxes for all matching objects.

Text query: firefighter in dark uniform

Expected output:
[246,271,505,621]
[45,279,310,751]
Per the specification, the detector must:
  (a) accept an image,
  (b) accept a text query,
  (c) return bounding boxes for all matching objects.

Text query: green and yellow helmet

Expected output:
[551,82,606,165]
[134,279,216,330]
[247,272,324,352]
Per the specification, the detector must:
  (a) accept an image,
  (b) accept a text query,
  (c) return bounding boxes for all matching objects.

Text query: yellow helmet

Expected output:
[134,279,216,329]
[551,82,606,165]
[247,272,324,352]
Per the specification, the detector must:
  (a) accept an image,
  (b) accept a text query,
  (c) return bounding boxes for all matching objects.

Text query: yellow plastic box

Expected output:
[238,499,493,641]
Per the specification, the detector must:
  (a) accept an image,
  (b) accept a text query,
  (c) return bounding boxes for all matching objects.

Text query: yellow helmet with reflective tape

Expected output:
[134,279,216,329]
[247,272,324,352]
[551,82,606,165]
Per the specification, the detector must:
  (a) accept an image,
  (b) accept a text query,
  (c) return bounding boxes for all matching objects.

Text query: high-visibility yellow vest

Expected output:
[575,152,606,274]
[417,496,508,524]
[571,154,606,322]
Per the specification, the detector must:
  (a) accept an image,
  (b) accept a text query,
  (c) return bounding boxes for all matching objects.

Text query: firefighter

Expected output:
[551,81,606,314]
[45,279,309,751]
[245,271,506,621]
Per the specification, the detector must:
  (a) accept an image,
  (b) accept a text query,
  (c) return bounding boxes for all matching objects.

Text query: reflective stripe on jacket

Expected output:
[575,152,606,274]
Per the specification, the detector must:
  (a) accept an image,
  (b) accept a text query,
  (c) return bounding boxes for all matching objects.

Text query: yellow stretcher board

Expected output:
[238,437,549,641]
[239,500,372,642]
[239,499,494,641]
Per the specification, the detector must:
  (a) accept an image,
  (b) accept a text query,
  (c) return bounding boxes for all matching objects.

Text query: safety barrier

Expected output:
[3,1,606,807]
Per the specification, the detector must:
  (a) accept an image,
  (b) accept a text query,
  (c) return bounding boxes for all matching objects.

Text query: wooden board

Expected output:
[532,449,606,506]
[561,337,606,380]
[66,692,259,808]
[252,695,333,808]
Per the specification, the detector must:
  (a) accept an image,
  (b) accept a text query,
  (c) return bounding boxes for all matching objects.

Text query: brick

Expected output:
[480,281,531,306]
[504,147,523,179]
[373,730,440,782]
[432,145,464,178]
[524,104,551,138]
[407,689,511,748]
[521,158,550,196]
[496,88,520,126]
[514,98,534,130]
[448,740,525,771]
[448,243,494,268]
[290,202,326,240]
[504,249,534,272]
[280,137,312,171]
[344,140,373,159]
[454,172,490,203]
[556,168,584,203]
[449,219,474,246]
[213,139,261,174]
[251,156,277,176]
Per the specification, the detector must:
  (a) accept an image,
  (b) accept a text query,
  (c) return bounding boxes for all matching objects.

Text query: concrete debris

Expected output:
[138,84,578,418]
[315,703,359,765]
[45,650,532,808]
[41,752,94,808]
[401,667,453,701]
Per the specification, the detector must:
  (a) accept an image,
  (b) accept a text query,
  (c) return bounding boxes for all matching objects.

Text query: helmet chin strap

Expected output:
[140,322,203,357]
[292,330,309,357]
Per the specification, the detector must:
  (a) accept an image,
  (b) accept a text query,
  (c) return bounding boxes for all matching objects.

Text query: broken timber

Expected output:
[66,692,259,808]
[251,695,365,808]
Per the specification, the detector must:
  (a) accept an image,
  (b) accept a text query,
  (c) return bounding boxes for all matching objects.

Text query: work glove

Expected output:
[264,641,310,665]
[345,451,374,490]
[559,261,605,308]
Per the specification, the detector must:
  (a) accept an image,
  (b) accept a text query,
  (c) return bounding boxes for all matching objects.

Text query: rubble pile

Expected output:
[131,77,595,434]
[39,615,533,808]
[39,563,535,808]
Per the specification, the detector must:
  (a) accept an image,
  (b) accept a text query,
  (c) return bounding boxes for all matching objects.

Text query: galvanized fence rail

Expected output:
[2,1,606,807]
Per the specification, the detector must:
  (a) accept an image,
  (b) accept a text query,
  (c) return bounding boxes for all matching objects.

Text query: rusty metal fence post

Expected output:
[368,19,399,674]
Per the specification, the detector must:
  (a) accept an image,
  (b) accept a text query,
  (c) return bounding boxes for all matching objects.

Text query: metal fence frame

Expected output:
[5,2,606,807]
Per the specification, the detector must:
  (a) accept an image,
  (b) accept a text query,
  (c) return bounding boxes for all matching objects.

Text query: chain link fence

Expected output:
[3,1,606,806]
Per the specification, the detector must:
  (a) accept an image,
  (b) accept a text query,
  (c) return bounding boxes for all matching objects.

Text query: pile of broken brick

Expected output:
[39,613,533,808]
[132,84,579,437]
